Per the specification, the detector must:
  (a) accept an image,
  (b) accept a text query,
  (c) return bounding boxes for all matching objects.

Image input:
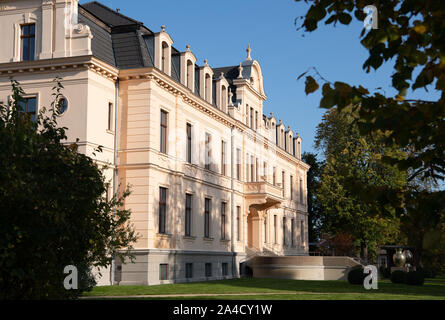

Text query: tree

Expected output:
[315,107,407,262]
[302,152,324,244]
[295,0,445,196]
[0,80,138,299]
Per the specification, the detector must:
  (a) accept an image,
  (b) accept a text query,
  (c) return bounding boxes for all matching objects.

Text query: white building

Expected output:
[0,0,310,285]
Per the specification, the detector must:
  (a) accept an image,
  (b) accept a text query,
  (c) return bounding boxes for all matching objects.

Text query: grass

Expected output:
[83,277,445,300]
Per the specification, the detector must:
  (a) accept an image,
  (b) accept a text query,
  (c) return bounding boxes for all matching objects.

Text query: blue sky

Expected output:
[80,0,436,158]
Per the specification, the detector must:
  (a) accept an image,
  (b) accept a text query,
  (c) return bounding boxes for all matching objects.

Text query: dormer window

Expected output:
[21,24,35,61]
[221,85,227,110]
[205,73,211,102]
[161,41,169,73]
[187,60,193,90]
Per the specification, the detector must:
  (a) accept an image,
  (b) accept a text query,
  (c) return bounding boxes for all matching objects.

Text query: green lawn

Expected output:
[83,277,445,300]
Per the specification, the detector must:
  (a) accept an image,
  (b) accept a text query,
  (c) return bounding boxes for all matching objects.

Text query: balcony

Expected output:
[243,181,282,211]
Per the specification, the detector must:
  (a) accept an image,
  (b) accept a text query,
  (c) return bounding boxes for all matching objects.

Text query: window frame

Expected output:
[21,23,35,61]
[185,193,192,237]
[204,198,211,238]
[159,187,167,234]
[160,109,168,154]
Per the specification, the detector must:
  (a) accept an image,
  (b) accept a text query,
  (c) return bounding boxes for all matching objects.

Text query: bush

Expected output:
[379,266,391,279]
[406,271,425,286]
[390,270,407,284]
[348,266,365,285]
[418,267,436,279]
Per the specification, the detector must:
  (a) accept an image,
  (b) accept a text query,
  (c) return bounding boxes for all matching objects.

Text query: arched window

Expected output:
[161,41,169,73]
[221,85,227,110]
[186,60,193,90]
[205,73,211,102]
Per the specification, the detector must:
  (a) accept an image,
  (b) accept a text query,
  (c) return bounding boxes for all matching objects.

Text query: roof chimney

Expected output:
[116,8,120,13]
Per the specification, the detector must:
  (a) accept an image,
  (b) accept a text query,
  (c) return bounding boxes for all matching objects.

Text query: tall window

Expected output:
[274,215,277,244]
[185,263,193,279]
[205,73,211,102]
[255,158,259,182]
[204,198,211,238]
[246,153,250,182]
[236,206,241,241]
[264,218,267,243]
[21,24,35,61]
[263,161,267,182]
[250,155,254,182]
[221,140,226,175]
[160,110,168,154]
[255,111,258,130]
[282,171,285,197]
[18,97,37,122]
[205,133,211,170]
[108,102,113,131]
[222,263,228,276]
[290,175,294,200]
[273,167,276,185]
[186,60,193,90]
[291,219,295,246]
[221,202,226,240]
[161,41,169,73]
[300,221,305,245]
[236,148,241,180]
[250,107,254,129]
[205,263,212,277]
[186,123,192,163]
[185,194,192,236]
[283,217,286,246]
[159,187,167,234]
[300,178,304,203]
[159,264,168,280]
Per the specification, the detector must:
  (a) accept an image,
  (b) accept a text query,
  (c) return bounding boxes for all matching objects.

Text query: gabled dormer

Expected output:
[199,60,214,104]
[215,72,230,113]
[180,45,197,92]
[285,126,294,154]
[293,134,302,159]
[154,25,173,76]
[276,120,285,149]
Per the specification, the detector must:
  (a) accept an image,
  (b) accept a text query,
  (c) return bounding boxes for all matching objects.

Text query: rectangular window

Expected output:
[255,158,259,182]
[255,111,258,130]
[274,215,277,244]
[291,219,295,246]
[300,178,304,203]
[205,133,211,170]
[250,155,254,182]
[18,97,37,122]
[236,206,241,241]
[159,187,167,234]
[221,140,226,175]
[283,217,286,246]
[222,263,228,276]
[185,194,192,236]
[108,102,113,131]
[290,175,294,200]
[300,221,304,245]
[264,218,267,243]
[250,107,254,129]
[205,263,212,277]
[185,263,193,279]
[160,110,168,154]
[159,264,168,280]
[263,161,267,182]
[282,171,285,197]
[236,148,241,180]
[221,202,226,240]
[273,167,276,185]
[204,198,211,238]
[21,24,35,61]
[186,123,192,163]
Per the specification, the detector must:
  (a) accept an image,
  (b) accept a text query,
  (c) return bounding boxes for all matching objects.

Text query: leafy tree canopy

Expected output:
[295,0,445,186]
[0,80,138,299]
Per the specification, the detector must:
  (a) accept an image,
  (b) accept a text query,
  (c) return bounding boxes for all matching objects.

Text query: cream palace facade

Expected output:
[0,0,310,285]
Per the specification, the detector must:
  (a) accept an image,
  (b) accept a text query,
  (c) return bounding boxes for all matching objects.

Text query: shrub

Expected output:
[418,267,436,279]
[406,271,425,286]
[390,270,407,284]
[348,266,365,285]
[379,266,391,279]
